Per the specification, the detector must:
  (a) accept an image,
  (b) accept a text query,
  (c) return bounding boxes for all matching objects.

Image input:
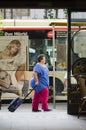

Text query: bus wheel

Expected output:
[49,76,64,96]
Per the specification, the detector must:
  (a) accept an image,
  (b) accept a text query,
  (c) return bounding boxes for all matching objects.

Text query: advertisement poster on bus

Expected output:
[0,36,28,71]
[57,44,67,70]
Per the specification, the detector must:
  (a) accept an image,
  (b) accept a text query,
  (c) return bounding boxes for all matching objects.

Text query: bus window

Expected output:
[29,48,36,66]
[29,39,53,70]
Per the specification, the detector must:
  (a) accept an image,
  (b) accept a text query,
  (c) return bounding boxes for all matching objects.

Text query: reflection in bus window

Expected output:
[73,29,86,58]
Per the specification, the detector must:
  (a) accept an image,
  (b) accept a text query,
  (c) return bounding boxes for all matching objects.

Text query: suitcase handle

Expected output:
[23,86,36,100]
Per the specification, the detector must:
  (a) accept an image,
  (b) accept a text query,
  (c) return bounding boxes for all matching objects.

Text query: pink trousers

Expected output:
[32,87,49,110]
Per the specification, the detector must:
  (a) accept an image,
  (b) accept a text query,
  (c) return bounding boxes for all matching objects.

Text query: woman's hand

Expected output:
[35,81,39,86]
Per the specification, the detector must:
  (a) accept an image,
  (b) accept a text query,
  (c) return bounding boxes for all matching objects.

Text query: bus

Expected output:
[0,19,85,101]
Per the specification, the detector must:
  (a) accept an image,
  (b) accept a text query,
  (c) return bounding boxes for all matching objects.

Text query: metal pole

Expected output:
[67,9,72,114]
[67,9,71,92]
[52,24,56,108]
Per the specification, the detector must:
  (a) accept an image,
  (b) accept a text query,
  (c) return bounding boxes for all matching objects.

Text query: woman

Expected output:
[30,54,52,112]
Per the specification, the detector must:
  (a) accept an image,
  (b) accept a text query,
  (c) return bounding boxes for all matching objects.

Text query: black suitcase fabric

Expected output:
[8,88,34,112]
[8,97,23,112]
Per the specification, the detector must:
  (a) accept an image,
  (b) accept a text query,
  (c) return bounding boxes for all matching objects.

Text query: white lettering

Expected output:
[14,32,28,36]
[4,32,28,36]
[5,32,13,36]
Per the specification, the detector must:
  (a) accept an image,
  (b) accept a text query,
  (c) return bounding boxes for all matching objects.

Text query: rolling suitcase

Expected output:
[8,88,34,112]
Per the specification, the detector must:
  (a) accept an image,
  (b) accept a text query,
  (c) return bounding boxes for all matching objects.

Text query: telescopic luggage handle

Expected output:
[23,86,37,100]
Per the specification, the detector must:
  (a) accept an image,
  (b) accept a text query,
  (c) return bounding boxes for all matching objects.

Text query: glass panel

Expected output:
[29,38,53,70]
[71,11,86,83]
[28,26,67,97]
[0,8,68,100]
